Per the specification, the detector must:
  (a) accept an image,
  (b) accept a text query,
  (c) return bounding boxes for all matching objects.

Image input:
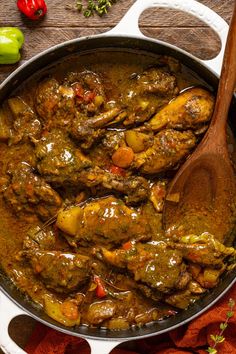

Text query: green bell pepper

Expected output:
[0,27,24,65]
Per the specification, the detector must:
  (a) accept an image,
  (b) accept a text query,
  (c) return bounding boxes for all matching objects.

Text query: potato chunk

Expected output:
[44,295,81,326]
[56,206,82,236]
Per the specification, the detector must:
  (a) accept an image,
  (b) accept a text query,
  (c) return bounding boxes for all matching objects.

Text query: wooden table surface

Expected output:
[0,0,234,352]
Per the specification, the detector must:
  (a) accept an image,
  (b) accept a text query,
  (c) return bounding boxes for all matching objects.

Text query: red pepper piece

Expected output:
[17,0,47,20]
[109,165,126,177]
[83,91,96,103]
[74,84,84,99]
[94,275,106,298]
[122,241,133,250]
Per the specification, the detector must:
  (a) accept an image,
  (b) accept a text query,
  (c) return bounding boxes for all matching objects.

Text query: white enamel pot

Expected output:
[0,1,235,353]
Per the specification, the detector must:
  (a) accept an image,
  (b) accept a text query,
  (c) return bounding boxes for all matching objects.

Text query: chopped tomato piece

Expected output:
[94,275,107,298]
[84,91,96,103]
[122,241,133,250]
[74,84,84,98]
[109,165,126,176]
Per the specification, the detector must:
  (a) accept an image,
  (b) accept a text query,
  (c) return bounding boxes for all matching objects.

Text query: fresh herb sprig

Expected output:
[206,298,235,354]
[67,0,118,17]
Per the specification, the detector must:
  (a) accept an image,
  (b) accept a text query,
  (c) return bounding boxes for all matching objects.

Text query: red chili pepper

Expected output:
[17,0,47,20]
[94,275,106,298]
[109,165,126,177]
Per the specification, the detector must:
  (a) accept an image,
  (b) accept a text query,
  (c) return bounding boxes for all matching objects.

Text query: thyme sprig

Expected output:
[66,0,118,17]
[206,298,235,354]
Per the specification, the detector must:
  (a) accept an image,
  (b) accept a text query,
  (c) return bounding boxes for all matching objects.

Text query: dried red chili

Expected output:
[17,0,47,20]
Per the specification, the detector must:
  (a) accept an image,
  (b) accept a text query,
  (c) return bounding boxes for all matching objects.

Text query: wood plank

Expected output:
[0,26,221,83]
[0,0,233,28]
[141,27,221,59]
[141,0,233,28]
[4,26,222,60]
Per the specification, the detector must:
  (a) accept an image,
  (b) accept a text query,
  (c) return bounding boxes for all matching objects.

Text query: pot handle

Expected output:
[0,291,124,354]
[107,0,229,76]
[0,291,28,354]
[87,338,124,354]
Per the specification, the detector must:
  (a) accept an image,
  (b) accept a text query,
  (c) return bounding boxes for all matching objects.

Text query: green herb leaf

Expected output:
[207,297,234,353]
[210,334,217,342]
[219,323,228,330]
[68,0,118,17]
[206,347,217,354]
[215,335,225,343]
[76,1,83,11]
[227,311,234,318]
[228,298,235,308]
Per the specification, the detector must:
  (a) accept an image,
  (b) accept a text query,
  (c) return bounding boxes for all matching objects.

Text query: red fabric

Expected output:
[25,284,236,354]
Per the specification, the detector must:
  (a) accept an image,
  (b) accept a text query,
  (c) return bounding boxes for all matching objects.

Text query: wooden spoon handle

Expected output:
[210,2,236,133]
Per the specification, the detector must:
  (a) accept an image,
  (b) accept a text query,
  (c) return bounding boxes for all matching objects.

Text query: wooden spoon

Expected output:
[163,4,236,243]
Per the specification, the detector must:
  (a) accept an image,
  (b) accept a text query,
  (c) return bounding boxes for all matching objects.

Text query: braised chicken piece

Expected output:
[83,292,163,328]
[64,70,106,115]
[35,72,107,130]
[23,225,57,250]
[3,162,62,220]
[21,250,90,293]
[76,266,171,328]
[100,87,213,174]
[168,233,236,268]
[163,276,206,309]
[100,129,196,175]
[99,242,190,293]
[147,87,214,132]
[77,168,149,204]
[132,129,197,174]
[134,67,179,96]
[164,232,236,290]
[122,96,159,127]
[121,67,179,126]
[56,196,152,247]
[34,129,149,202]
[35,78,78,129]
[7,97,42,145]
[164,289,201,310]
[70,108,126,149]
[34,129,92,184]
